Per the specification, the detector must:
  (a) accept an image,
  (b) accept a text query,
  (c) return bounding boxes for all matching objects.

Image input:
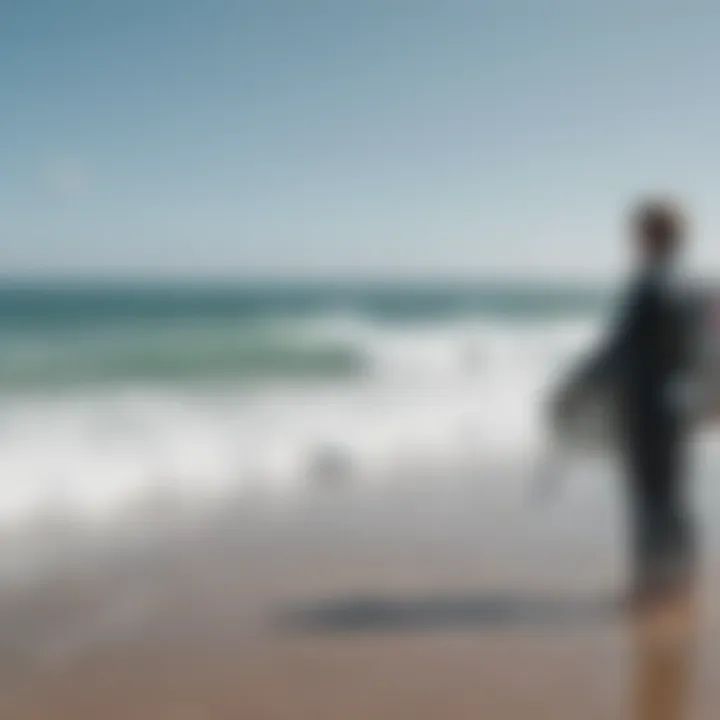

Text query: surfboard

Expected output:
[547,282,720,457]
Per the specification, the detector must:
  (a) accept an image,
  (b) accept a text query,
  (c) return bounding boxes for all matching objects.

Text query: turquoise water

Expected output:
[0,280,609,525]
[0,281,608,389]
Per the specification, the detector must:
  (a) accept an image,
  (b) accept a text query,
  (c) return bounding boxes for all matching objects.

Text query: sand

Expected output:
[0,475,719,719]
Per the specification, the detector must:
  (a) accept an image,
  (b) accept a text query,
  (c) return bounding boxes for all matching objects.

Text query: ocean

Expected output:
[0,281,612,529]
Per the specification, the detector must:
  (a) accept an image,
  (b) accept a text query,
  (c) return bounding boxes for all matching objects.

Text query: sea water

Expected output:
[0,280,609,529]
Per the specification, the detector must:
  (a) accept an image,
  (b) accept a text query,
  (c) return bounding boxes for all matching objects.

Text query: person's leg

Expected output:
[631,496,665,601]
[629,432,696,606]
[662,495,697,596]
[661,428,697,595]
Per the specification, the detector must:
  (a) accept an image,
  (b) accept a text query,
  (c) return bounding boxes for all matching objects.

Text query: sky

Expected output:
[3,1,720,279]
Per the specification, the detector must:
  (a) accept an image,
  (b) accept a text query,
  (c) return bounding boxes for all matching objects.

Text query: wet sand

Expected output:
[1,476,719,719]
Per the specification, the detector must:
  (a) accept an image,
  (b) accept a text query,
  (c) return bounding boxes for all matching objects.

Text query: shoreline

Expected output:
[0,474,719,717]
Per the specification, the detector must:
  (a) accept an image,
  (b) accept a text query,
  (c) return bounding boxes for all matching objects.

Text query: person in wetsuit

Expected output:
[560,199,695,604]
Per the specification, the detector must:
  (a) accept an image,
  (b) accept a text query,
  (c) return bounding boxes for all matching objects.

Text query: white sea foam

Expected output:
[0,318,600,528]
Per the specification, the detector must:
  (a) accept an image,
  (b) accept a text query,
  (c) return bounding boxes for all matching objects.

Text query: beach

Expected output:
[1,469,719,719]
[0,282,718,718]
[7,0,720,715]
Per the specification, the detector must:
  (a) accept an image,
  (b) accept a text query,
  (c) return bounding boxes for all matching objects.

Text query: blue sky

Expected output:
[3,1,720,278]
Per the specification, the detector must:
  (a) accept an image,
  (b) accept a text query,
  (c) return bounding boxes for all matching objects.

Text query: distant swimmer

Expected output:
[554,199,696,608]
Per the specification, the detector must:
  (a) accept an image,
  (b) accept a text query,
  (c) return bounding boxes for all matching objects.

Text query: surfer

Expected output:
[556,199,696,608]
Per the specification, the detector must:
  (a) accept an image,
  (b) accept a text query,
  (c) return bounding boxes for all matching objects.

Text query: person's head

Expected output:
[630,198,687,265]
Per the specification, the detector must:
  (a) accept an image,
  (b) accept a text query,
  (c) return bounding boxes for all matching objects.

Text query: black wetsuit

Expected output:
[575,265,694,586]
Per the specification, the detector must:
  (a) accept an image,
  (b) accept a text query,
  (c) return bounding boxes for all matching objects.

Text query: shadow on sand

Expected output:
[278,592,619,634]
